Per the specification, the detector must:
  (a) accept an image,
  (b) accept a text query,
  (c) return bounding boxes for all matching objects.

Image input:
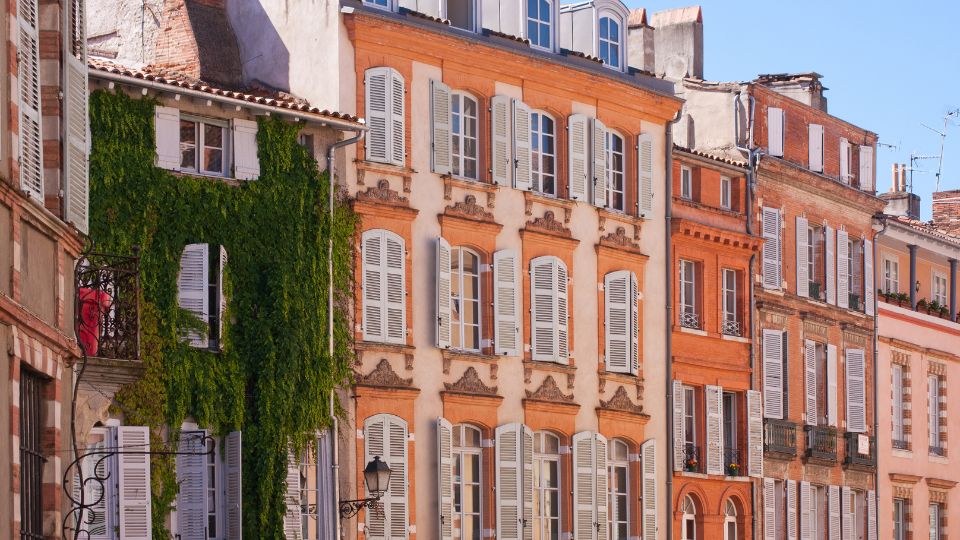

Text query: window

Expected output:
[533,431,561,539]
[451,93,479,179]
[598,15,621,69]
[154,107,259,179]
[604,270,639,375]
[884,257,900,294]
[605,131,625,211]
[297,432,336,540]
[447,0,476,30]
[176,429,242,540]
[929,503,942,540]
[809,485,825,540]
[722,268,740,336]
[813,342,828,426]
[720,176,732,209]
[893,498,907,540]
[848,239,862,308]
[722,392,738,472]
[362,229,406,344]
[681,166,693,199]
[928,374,943,455]
[683,386,697,463]
[364,67,405,166]
[20,370,44,540]
[177,243,227,350]
[933,272,948,306]
[892,364,906,448]
[527,0,552,50]
[724,499,738,540]
[364,0,390,8]
[774,480,786,540]
[679,259,699,329]
[450,247,481,351]
[180,117,228,176]
[806,224,824,298]
[298,133,315,160]
[681,496,697,540]
[530,256,569,363]
[75,428,113,539]
[531,112,556,196]
[608,440,630,540]
[364,414,409,540]
[453,424,482,540]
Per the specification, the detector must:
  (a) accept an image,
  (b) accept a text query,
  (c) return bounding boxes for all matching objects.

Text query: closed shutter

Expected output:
[630,273,639,375]
[672,380,684,472]
[841,487,852,540]
[431,79,452,175]
[827,344,838,427]
[364,419,386,540]
[178,243,209,348]
[839,138,850,183]
[491,95,513,186]
[496,423,526,540]
[747,390,763,477]
[385,232,406,344]
[556,260,569,363]
[809,124,824,173]
[76,429,111,540]
[573,432,596,540]
[499,0,523,37]
[436,237,452,349]
[763,478,776,540]
[218,246,228,348]
[786,479,798,540]
[825,225,835,305]
[568,114,589,201]
[799,481,811,540]
[829,485,840,540]
[604,271,630,373]
[804,340,817,426]
[365,67,390,164]
[592,119,607,207]
[317,431,336,540]
[365,414,409,540]
[893,364,904,439]
[705,385,723,475]
[224,431,242,540]
[437,418,454,540]
[283,447,301,539]
[154,106,181,169]
[837,229,849,309]
[63,0,89,233]
[17,0,43,200]
[531,257,568,363]
[513,99,532,191]
[762,207,782,289]
[494,249,520,356]
[859,146,875,192]
[117,427,151,540]
[863,240,874,315]
[232,119,260,180]
[177,431,207,540]
[520,426,534,539]
[363,230,385,341]
[845,349,866,433]
[762,329,784,419]
[796,216,809,297]
[595,435,608,540]
[637,133,654,218]
[389,70,406,167]
[867,490,877,540]
[640,439,657,540]
[768,107,784,157]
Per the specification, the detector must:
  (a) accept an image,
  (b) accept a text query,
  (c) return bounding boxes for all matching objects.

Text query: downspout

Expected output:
[665,108,680,540]
[871,215,887,535]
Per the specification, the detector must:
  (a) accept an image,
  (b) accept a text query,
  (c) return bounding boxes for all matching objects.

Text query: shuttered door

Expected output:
[846,349,866,432]
[763,478,776,540]
[63,0,89,232]
[431,79,452,175]
[365,414,409,539]
[283,447,302,539]
[592,119,607,208]
[762,207,782,289]
[491,96,513,186]
[825,225,836,305]
[799,481,811,540]
[836,229,849,309]
[762,329,784,419]
[804,340,817,426]
[637,133,654,218]
[573,432,596,540]
[786,480,798,540]
[604,271,630,373]
[117,426,151,540]
[436,237,452,349]
[828,486,840,540]
[808,124,823,173]
[178,243,210,348]
[767,107,784,157]
[705,385,723,475]
[640,440,656,540]
[224,432,242,540]
[437,418,454,540]
[672,380,684,472]
[841,487,852,540]
[232,119,260,180]
[154,106,181,169]
[384,232,407,344]
[493,249,520,356]
[796,216,809,297]
[17,0,43,200]
[827,344,838,427]
[513,100,533,191]
[176,430,207,540]
[496,423,523,540]
[568,114,589,201]
[747,390,763,478]
[863,240,874,315]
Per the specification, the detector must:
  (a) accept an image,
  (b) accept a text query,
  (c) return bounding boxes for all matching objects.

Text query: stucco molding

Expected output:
[444,194,496,222]
[925,477,958,490]
[355,358,413,388]
[888,472,922,485]
[525,375,575,403]
[357,178,409,206]
[444,366,498,396]
[599,385,644,414]
[525,210,572,237]
[598,226,643,254]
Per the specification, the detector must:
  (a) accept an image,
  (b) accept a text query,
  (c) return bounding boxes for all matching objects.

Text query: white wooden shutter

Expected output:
[416,0,442,20]
[218,246,228,348]
[637,133,654,218]
[436,237,452,349]
[364,418,386,540]
[224,431,242,540]
[592,119,607,208]
[763,478,776,540]
[893,364,904,439]
[672,380,684,472]
[177,431,207,540]
[568,114,589,201]
[762,329,784,419]
[804,340,817,426]
[178,243,209,348]
[437,418,454,540]
[829,485,840,540]
[389,70,406,167]
[630,273,639,375]
[594,435,608,540]
[17,0,43,200]
[520,426,534,538]
[825,225,836,305]
[859,146,875,192]
[768,108,784,157]
[283,447,301,538]
[837,229,849,309]
[799,481,811,540]
[604,271,630,373]
[640,439,657,540]
[76,429,111,540]
[796,216,809,297]
[499,0,523,37]
[762,207,782,289]
[827,344,838,427]
[431,79,452,175]
[117,426,151,540]
[491,95,513,186]
[232,118,260,180]
[867,490,877,540]
[845,348,867,432]
[365,68,391,164]
[573,432,596,540]
[747,390,763,478]
[154,105,181,170]
[864,240,874,315]
[841,487,852,540]
[385,232,406,344]
[839,138,850,183]
[556,260,569,363]
[63,0,89,233]
[316,431,336,540]
[363,230,385,342]
[496,423,524,540]
[494,249,520,356]
[787,479,798,540]
[513,100,532,191]
[705,385,723,475]
[809,124,824,173]
[531,257,567,363]
[365,414,409,540]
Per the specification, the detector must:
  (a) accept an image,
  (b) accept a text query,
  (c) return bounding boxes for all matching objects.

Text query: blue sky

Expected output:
[628,0,960,219]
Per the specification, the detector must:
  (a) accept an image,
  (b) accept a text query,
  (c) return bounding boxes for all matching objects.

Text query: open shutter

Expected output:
[154,105,181,170]
[178,243,209,348]
[846,348,866,432]
[705,385,723,475]
[787,479,798,540]
[808,124,824,173]
[825,225,836,305]
[491,95,513,186]
[573,432,596,540]
[640,439,657,540]
[762,207,782,289]
[17,0,43,200]
[363,419,386,540]
[747,390,763,477]
[799,481,811,540]
[177,431,207,540]
[389,70,406,167]
[556,260,569,363]
[637,133,654,218]
[494,249,520,356]
[604,271,630,373]
[859,146,875,192]
[763,478,776,540]
[232,119,260,180]
[863,240,874,315]
[837,229,849,309]
[365,68,390,164]
[768,107,784,157]
[513,99,532,191]
[804,340,817,426]
[592,119,607,207]
[839,138,850,183]
[76,429,111,540]
[437,418,454,540]
[595,435,608,540]
[436,237,452,349]
[521,426,534,539]
[431,79,452,175]
[568,114,589,201]
[366,415,408,540]
[867,490,877,540]
[316,431,336,540]
[841,487,852,540]
[829,486,840,540]
[827,344,838,427]
[385,233,406,344]
[218,246,228,348]
[672,380,684,472]
[630,273,639,375]
[531,257,556,361]
[283,448,301,539]
[63,0,89,233]
[496,423,524,540]
[363,231,385,341]
[796,216,809,297]
[762,329,784,419]
[224,431,242,540]
[117,427,151,540]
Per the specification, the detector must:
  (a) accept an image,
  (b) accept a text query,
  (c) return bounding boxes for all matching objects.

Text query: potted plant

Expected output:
[918,298,929,313]
[726,462,740,476]
[685,457,699,472]
[896,292,909,306]
[939,305,950,319]
[929,300,941,315]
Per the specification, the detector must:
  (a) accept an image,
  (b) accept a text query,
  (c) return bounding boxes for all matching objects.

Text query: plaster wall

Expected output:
[86,0,165,65]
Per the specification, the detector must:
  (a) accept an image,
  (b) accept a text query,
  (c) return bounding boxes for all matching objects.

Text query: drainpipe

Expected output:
[665,109,679,540]
[871,215,887,536]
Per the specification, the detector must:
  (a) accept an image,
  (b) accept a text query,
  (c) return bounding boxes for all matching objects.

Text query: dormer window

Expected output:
[598,15,621,68]
[527,0,553,50]
[446,0,477,31]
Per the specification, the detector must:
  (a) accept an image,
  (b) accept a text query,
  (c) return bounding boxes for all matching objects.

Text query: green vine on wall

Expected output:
[88,89,356,538]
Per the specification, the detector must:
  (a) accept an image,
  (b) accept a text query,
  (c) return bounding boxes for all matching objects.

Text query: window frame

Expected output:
[683,385,697,448]
[723,499,738,540]
[928,374,942,454]
[892,363,906,445]
[932,270,948,306]
[597,12,623,70]
[720,176,732,210]
[722,391,738,453]
[450,91,480,180]
[450,246,482,352]
[533,431,562,539]
[445,0,479,32]
[722,268,739,332]
[681,496,697,540]
[179,114,230,177]
[607,439,630,540]
[681,165,693,200]
[20,370,45,540]
[363,0,392,10]
[883,255,900,294]
[452,424,483,540]
[526,0,554,51]
[605,129,626,212]
[530,110,557,197]
[679,259,698,328]
[893,498,906,540]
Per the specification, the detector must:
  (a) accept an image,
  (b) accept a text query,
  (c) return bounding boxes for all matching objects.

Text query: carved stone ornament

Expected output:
[357,359,413,388]
[600,386,644,414]
[525,375,575,403]
[357,179,408,205]
[446,194,495,221]
[601,227,641,251]
[444,366,498,395]
[526,211,571,237]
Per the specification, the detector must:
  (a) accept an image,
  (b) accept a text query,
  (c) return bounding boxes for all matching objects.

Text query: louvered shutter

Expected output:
[762,329,784,419]
[864,240,874,315]
[763,478,776,540]
[154,106,181,169]
[829,485,840,540]
[594,435,608,540]
[365,415,409,540]
[630,273,639,375]
[573,432,596,540]
[705,385,723,475]
[839,138,850,183]
[363,230,385,341]
[867,490,877,540]
[283,448,301,539]
[556,260,569,363]
[77,430,111,540]
[385,233,406,344]
[218,246,228,348]
[640,439,657,540]
[520,426,534,539]
[17,0,43,200]
[637,133,654,218]
[825,225,836,305]
[604,271,630,373]
[316,431,336,540]
[837,229,849,309]
[799,481,811,540]
[592,119,607,208]
[787,480,798,540]
[747,390,763,478]
[827,344,838,427]
[232,118,260,180]
[365,68,391,164]
[809,124,824,173]
[389,70,406,167]
[491,95,513,186]
[796,216,809,297]
[364,418,386,540]
[177,431,207,540]
[568,114,589,201]
[768,107,784,157]
[531,257,567,363]
[178,243,209,348]
[224,431,242,540]
[859,146,875,192]
[437,418,454,540]
[841,487,852,540]
[845,349,866,433]
[804,340,817,426]
[496,423,524,540]
[513,100,532,191]
[431,80,452,175]
[63,0,89,233]
[494,249,520,356]
[436,237,452,349]
[117,427,151,540]
[672,380,684,472]
[762,207,782,289]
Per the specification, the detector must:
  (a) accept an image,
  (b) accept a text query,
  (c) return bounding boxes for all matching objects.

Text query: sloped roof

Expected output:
[674,144,748,168]
[893,215,960,247]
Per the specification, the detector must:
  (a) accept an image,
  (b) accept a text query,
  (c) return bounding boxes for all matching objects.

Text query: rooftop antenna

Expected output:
[921,108,960,191]
[908,153,939,194]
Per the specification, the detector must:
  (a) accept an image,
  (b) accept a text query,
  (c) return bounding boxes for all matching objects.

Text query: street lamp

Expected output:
[338,456,392,519]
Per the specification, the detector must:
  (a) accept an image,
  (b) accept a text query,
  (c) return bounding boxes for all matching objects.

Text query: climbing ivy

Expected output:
[88,89,356,538]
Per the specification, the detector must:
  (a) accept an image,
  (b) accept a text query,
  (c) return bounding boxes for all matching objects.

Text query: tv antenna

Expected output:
[920,108,960,191]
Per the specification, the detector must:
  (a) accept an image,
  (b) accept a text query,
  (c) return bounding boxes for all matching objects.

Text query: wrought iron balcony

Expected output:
[844,432,876,468]
[721,319,742,337]
[809,281,822,300]
[805,425,838,462]
[764,419,797,456]
[723,447,744,476]
[930,445,946,457]
[682,443,702,473]
[76,250,140,361]
[679,311,700,330]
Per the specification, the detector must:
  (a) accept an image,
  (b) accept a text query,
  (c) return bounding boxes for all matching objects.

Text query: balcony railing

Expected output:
[892,439,909,451]
[844,432,876,468]
[805,425,838,462]
[679,311,700,330]
[809,281,822,300]
[76,250,140,361]
[764,419,797,456]
[723,447,744,476]
[849,293,861,311]
[682,443,702,473]
[721,319,741,337]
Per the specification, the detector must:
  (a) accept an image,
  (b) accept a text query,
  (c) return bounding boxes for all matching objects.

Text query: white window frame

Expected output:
[453,424,483,540]
[681,496,697,540]
[531,110,557,196]
[928,374,942,454]
[810,486,823,540]
[893,498,906,540]
[451,92,479,180]
[932,271,948,306]
[848,238,860,304]
[605,130,626,212]
[533,431,562,539]
[363,0,392,10]
[679,259,698,327]
[807,225,819,293]
[527,0,554,51]
[720,176,732,210]
[722,268,738,331]
[884,256,900,294]
[929,503,941,540]
[450,247,482,352]
[607,439,630,540]
[892,364,906,444]
[681,165,693,199]
[179,115,230,177]
[597,13,623,70]
[683,386,697,448]
[444,0,479,32]
[723,499,738,540]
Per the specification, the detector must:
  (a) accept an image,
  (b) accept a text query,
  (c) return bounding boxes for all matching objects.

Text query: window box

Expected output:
[723,448,744,476]
[683,443,701,473]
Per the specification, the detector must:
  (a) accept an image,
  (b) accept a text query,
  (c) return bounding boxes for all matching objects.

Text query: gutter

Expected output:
[871,214,887,536]
[664,108,680,540]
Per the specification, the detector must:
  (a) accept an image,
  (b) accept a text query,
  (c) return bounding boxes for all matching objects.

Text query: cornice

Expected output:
[671,217,760,251]
[757,157,885,215]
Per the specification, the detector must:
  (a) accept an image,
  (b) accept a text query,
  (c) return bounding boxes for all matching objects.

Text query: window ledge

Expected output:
[678,471,708,479]
[355,341,416,356]
[929,454,949,464]
[679,326,707,337]
[721,475,752,483]
[441,348,500,364]
[442,174,498,194]
[721,334,751,343]
[523,359,576,376]
[891,448,913,459]
[760,288,785,296]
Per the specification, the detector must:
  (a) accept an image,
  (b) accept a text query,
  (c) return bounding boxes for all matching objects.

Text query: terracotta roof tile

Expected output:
[673,144,748,167]
[893,216,960,245]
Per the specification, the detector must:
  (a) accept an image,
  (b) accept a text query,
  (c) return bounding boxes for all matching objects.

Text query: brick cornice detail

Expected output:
[444,366,498,396]
[671,218,760,251]
[889,473,922,485]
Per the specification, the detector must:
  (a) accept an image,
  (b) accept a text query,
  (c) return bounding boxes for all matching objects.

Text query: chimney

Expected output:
[754,73,828,112]
[650,6,703,81]
[627,9,655,73]
[880,162,921,220]
[153,0,243,87]
[932,189,960,236]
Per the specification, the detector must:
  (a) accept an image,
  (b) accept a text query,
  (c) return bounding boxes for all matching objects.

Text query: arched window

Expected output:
[598,15,621,68]
[681,495,697,540]
[724,499,738,540]
[605,130,625,211]
[608,439,630,540]
[451,92,479,179]
[531,111,556,196]
[453,424,483,540]
[527,0,553,50]
[533,431,561,538]
[451,247,481,351]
